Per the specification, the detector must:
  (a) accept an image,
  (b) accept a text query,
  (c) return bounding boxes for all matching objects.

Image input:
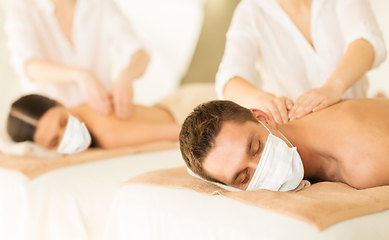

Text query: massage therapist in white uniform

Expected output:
[5,0,149,119]
[216,0,386,124]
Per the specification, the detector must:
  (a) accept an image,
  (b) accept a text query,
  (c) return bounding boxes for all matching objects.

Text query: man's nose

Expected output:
[248,158,259,171]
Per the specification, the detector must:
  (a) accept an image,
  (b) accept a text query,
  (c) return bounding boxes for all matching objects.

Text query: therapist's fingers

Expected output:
[312,101,330,112]
[95,88,112,116]
[293,88,344,120]
[273,97,290,124]
[88,89,112,116]
[264,102,281,124]
[112,81,134,120]
[90,79,112,116]
[289,98,313,121]
[113,90,133,119]
[286,98,294,110]
[78,70,112,116]
[294,97,325,119]
[88,87,111,116]
[288,96,307,121]
[264,98,288,124]
[290,87,344,121]
[290,89,333,120]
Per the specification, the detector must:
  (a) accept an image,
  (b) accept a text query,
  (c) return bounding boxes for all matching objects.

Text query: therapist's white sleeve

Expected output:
[4,0,44,81]
[336,0,387,69]
[104,0,144,71]
[215,0,260,99]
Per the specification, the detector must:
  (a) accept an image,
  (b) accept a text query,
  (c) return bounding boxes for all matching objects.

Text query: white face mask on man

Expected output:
[245,121,304,192]
[57,115,91,154]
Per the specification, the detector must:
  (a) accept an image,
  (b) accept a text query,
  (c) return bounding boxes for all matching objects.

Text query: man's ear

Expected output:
[249,108,277,129]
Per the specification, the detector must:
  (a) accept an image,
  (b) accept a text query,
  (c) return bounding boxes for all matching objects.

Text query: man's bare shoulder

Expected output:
[330,98,389,115]
[339,98,389,107]
[320,98,389,190]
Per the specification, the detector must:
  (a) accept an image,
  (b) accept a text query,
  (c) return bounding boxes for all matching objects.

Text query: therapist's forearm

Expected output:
[224,77,276,108]
[323,39,375,94]
[119,50,150,82]
[25,59,84,84]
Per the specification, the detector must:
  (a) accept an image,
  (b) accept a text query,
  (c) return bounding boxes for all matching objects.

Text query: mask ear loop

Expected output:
[10,109,38,126]
[258,120,294,147]
[277,130,294,147]
[258,120,272,134]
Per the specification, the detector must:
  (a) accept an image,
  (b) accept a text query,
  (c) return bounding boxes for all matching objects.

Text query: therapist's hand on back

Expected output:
[110,50,150,120]
[223,77,293,125]
[261,95,294,125]
[288,85,343,121]
[112,70,135,120]
[76,70,113,116]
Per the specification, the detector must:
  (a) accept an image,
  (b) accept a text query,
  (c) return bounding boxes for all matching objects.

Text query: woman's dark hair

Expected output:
[7,94,57,142]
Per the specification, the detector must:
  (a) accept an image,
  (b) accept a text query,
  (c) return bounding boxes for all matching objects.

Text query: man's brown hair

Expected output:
[179,100,258,182]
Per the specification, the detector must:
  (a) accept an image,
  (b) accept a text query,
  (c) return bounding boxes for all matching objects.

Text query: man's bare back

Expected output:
[279,98,389,189]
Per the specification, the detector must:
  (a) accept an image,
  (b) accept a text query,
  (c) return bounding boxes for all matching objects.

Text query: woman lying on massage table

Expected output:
[6,84,215,154]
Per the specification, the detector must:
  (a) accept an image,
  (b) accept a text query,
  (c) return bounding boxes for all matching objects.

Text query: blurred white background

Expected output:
[0,0,388,129]
[366,0,389,97]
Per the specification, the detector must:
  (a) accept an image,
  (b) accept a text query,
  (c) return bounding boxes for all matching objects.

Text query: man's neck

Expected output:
[277,122,328,181]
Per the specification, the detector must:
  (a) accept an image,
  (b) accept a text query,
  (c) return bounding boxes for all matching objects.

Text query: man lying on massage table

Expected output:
[179,98,389,191]
[6,84,215,154]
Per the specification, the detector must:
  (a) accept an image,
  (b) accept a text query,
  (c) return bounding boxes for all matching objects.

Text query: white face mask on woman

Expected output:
[57,115,91,154]
[245,121,304,192]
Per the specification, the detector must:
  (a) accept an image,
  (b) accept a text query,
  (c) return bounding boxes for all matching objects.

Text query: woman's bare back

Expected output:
[70,104,179,148]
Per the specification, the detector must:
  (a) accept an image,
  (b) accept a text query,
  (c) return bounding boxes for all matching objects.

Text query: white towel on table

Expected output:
[0,130,60,158]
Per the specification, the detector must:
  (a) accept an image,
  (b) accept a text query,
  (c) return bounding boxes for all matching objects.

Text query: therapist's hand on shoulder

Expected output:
[288,86,343,121]
[223,78,293,125]
[112,70,134,120]
[76,70,113,116]
[261,95,294,125]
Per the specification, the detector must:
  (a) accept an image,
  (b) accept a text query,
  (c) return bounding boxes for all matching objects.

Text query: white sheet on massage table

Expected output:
[1,148,388,240]
[0,149,185,240]
[103,175,389,240]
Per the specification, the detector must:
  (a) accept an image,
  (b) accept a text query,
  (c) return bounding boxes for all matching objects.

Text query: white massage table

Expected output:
[2,147,388,240]
[0,149,185,240]
[103,152,389,240]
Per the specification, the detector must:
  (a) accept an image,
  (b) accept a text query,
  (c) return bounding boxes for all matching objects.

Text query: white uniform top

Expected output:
[5,0,143,107]
[215,0,387,100]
